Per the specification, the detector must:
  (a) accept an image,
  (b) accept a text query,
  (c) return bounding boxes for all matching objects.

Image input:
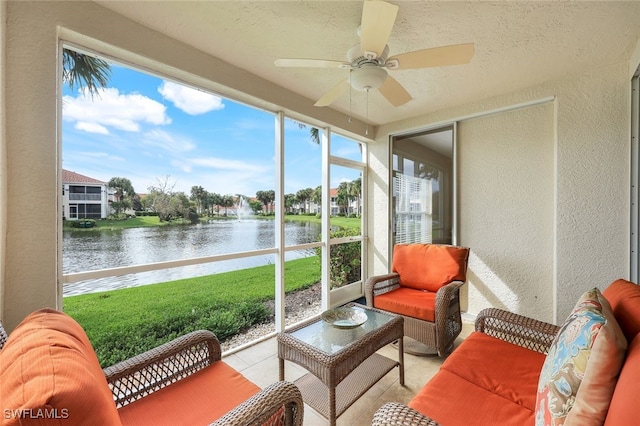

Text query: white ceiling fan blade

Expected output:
[360,0,399,58]
[378,75,411,107]
[387,43,475,70]
[314,79,350,107]
[275,58,348,68]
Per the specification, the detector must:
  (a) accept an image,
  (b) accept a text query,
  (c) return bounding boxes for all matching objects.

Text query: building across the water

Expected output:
[61,169,112,220]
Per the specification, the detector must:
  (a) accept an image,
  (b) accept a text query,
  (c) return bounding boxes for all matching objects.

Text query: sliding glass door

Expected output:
[391,125,456,247]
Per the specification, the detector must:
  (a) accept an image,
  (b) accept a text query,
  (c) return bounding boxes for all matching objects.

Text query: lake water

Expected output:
[63,219,321,296]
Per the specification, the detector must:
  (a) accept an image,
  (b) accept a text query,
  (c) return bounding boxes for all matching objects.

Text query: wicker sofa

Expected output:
[372,278,640,426]
[0,308,303,425]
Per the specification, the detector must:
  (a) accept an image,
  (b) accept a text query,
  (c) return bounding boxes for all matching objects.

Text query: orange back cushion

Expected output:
[392,243,469,292]
[604,333,640,426]
[602,278,640,342]
[0,308,121,425]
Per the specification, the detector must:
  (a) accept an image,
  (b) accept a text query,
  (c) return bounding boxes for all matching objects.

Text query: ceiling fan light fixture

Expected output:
[351,65,387,91]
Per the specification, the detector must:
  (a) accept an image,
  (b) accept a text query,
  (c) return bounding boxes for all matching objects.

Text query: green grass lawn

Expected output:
[64,256,320,367]
[64,214,361,231]
[284,214,360,230]
[64,215,165,230]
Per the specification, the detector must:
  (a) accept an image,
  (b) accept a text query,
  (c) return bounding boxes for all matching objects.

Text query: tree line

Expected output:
[107,175,362,222]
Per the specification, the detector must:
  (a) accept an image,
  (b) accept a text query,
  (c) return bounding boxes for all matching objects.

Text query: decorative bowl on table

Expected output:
[321,307,368,329]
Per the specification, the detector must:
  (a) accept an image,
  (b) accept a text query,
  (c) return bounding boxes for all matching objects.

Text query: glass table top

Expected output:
[288,304,396,355]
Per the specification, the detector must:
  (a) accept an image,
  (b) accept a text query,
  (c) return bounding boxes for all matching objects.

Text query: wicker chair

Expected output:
[0,320,7,350]
[365,243,469,357]
[1,309,303,426]
[104,329,304,425]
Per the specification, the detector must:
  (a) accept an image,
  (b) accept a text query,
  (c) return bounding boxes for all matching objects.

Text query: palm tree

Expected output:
[336,182,350,216]
[209,192,223,216]
[220,194,235,216]
[255,190,275,215]
[62,49,111,97]
[190,186,207,214]
[108,177,135,202]
[284,194,296,214]
[265,190,275,214]
[202,192,214,216]
[294,122,320,144]
[311,186,322,216]
[296,188,314,214]
[309,127,319,144]
[108,177,136,215]
[348,177,362,217]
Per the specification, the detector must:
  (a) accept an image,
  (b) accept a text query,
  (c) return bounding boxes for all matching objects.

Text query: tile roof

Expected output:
[62,169,106,185]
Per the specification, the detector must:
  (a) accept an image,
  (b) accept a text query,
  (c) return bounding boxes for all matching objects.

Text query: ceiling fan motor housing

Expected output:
[347,44,389,91]
[347,43,389,65]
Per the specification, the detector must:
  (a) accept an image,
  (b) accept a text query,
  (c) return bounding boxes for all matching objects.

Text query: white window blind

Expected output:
[393,172,432,244]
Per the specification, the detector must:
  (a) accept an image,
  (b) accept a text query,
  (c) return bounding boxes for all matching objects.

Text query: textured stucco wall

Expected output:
[457,103,554,321]
[371,63,631,324]
[0,1,6,323]
[3,2,60,330]
[630,38,640,79]
[553,66,630,321]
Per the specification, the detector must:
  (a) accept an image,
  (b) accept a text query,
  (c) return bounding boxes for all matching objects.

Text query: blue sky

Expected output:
[62,62,361,197]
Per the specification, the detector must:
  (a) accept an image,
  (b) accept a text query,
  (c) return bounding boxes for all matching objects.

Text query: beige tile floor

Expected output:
[222,321,474,426]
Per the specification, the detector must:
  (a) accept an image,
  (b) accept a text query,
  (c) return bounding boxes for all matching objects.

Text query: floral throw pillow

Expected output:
[535,288,626,426]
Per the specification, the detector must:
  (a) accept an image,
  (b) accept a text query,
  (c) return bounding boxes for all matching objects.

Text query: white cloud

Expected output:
[234,118,264,130]
[63,87,171,134]
[180,170,268,196]
[75,122,109,135]
[190,156,258,172]
[158,81,224,115]
[141,129,196,153]
[164,156,273,194]
[80,151,125,162]
[171,159,193,173]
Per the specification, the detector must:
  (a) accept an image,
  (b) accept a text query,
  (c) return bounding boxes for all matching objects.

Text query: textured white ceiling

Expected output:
[95,0,640,126]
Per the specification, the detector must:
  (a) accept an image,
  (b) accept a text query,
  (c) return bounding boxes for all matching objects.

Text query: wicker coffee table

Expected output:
[277,303,404,426]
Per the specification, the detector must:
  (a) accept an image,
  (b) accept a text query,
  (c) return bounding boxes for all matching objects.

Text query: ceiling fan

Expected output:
[274,0,474,108]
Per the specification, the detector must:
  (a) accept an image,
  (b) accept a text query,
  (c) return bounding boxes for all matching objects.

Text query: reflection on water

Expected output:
[63,219,320,296]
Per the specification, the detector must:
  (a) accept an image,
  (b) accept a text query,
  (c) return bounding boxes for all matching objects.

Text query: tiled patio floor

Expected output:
[222,321,474,425]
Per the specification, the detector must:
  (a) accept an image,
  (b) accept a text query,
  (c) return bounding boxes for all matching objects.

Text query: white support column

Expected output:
[275,112,286,331]
[631,76,639,282]
[321,128,331,310]
[360,142,368,294]
[452,122,459,246]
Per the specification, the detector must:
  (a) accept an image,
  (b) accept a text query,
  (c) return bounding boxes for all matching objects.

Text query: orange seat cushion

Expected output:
[604,333,640,426]
[0,308,121,425]
[440,332,546,410]
[602,278,640,342]
[392,244,469,292]
[118,360,260,426]
[373,286,436,322]
[409,369,535,426]
[409,332,545,425]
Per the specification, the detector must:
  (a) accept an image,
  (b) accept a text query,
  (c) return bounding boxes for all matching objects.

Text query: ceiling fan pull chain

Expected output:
[349,69,353,123]
[365,88,369,136]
